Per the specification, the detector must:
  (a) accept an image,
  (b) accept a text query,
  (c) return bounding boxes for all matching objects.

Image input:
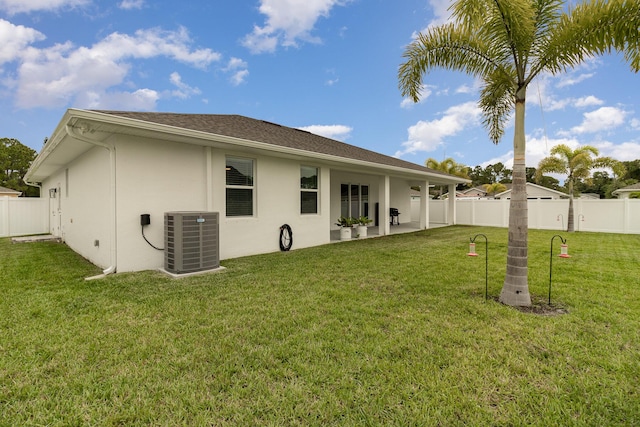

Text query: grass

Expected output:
[1,226,639,426]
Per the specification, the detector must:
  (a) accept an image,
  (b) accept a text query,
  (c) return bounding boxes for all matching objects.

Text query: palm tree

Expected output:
[536,144,625,232]
[483,182,507,198]
[399,0,639,306]
[425,157,470,198]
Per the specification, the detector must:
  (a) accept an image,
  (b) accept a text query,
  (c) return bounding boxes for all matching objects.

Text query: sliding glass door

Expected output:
[341,183,369,218]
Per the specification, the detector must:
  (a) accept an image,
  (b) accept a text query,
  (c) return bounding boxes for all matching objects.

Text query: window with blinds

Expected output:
[226,157,254,217]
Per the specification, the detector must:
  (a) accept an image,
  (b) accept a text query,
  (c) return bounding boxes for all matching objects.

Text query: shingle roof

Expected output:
[617,182,640,191]
[0,186,21,194]
[91,110,461,180]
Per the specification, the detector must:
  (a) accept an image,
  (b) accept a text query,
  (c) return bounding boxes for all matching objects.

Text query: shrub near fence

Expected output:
[424,198,640,234]
[0,196,48,237]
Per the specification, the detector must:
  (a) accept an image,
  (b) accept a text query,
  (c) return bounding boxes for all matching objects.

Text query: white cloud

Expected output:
[481,135,579,172]
[556,72,594,88]
[119,0,145,10]
[528,76,571,111]
[225,57,248,70]
[573,95,604,108]
[75,88,159,110]
[12,26,221,109]
[569,106,627,134]
[529,68,603,112]
[0,0,87,14]
[297,124,352,141]
[224,57,249,85]
[242,0,349,54]
[411,0,454,38]
[455,84,474,94]
[400,84,434,109]
[169,72,201,99]
[230,69,249,86]
[0,19,45,64]
[594,141,640,161]
[395,101,481,157]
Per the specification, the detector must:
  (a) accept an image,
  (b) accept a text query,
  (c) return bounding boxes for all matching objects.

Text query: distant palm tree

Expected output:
[399,0,639,306]
[536,144,625,232]
[425,157,470,198]
[483,182,507,198]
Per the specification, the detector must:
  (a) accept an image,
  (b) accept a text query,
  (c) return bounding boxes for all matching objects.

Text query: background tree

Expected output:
[399,0,640,306]
[469,162,512,186]
[483,182,507,198]
[526,166,562,190]
[620,160,640,182]
[0,138,38,197]
[425,157,470,198]
[536,144,625,231]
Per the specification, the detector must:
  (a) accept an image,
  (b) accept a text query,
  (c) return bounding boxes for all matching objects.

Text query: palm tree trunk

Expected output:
[567,178,575,232]
[500,89,531,307]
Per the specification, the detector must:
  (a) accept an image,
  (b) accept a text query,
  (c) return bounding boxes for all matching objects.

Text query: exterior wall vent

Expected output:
[164,212,219,274]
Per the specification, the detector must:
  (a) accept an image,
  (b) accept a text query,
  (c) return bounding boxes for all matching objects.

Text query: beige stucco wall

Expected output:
[113,135,209,272]
[42,146,112,269]
[39,131,430,273]
[96,135,334,272]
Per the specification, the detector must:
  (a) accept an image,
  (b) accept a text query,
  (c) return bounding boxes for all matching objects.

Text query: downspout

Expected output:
[23,180,42,196]
[65,124,117,277]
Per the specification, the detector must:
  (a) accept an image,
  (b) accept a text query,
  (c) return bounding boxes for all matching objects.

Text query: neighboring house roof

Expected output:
[579,193,601,200]
[25,109,471,185]
[613,182,640,196]
[0,186,22,196]
[494,182,568,199]
[460,187,488,197]
[439,187,488,199]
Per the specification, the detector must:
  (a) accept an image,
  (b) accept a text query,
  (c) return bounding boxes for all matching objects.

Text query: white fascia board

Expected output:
[24,110,75,183]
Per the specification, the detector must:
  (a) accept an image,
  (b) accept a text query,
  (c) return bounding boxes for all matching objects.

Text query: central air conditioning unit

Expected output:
[164,211,219,274]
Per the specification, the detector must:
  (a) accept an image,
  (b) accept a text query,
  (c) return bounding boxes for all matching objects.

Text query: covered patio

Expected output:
[329,220,449,242]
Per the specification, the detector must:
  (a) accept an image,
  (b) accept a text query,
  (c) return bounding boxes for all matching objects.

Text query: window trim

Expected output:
[300,165,319,215]
[225,156,255,217]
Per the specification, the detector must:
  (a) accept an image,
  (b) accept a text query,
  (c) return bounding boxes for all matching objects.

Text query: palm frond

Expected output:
[479,71,516,144]
[536,156,566,181]
[398,24,507,101]
[537,0,640,76]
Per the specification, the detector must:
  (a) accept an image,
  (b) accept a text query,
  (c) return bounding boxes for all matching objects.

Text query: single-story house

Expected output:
[612,182,640,199]
[440,187,487,199]
[0,186,22,197]
[494,182,569,200]
[24,109,468,274]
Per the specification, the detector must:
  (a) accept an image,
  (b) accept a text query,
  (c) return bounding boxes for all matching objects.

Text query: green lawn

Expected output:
[1,226,639,426]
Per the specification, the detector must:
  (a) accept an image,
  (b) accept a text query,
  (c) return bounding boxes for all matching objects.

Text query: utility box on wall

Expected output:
[164,211,219,274]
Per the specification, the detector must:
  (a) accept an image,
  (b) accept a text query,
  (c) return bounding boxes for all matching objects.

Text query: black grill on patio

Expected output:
[390,208,401,225]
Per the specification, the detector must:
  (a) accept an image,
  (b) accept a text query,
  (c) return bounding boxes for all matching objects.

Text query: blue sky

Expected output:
[1,0,639,175]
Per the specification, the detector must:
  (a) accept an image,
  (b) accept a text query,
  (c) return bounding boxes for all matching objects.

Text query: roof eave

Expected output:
[26,109,469,185]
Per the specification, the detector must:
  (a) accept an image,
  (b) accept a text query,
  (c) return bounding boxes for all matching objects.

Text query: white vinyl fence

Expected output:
[0,196,48,238]
[3,196,639,239]
[425,198,640,234]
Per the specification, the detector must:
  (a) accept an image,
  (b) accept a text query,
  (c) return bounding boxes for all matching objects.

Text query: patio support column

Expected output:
[447,183,457,225]
[420,180,429,229]
[378,174,390,236]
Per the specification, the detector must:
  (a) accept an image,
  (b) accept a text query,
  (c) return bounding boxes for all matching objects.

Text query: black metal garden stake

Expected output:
[549,234,571,304]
